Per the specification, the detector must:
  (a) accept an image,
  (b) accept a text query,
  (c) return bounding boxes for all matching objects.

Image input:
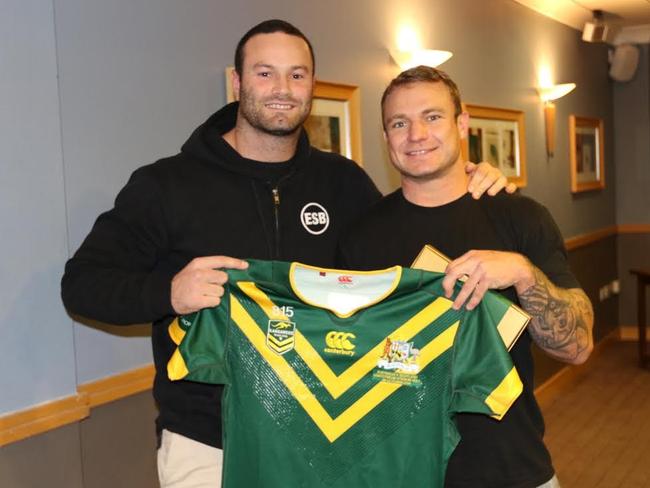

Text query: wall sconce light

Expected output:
[537,83,576,157]
[389,48,453,70]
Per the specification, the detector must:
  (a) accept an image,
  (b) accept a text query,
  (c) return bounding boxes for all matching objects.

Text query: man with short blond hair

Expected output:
[340,66,594,488]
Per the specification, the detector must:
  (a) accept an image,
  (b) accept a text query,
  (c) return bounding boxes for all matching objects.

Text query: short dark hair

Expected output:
[381,66,463,126]
[234,19,315,76]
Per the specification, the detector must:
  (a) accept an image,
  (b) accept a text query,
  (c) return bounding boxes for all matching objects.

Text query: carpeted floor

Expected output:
[542,340,650,488]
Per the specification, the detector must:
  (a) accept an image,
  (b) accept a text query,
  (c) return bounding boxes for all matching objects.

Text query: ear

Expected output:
[457,111,469,139]
[231,68,241,102]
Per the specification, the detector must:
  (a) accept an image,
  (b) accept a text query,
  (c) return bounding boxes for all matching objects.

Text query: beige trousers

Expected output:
[156,429,560,488]
[157,429,223,488]
[538,474,562,488]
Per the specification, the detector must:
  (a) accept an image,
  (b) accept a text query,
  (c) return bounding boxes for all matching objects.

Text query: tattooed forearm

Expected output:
[518,266,594,364]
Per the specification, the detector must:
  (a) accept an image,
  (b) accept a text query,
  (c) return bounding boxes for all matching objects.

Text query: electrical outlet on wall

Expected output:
[599,285,610,301]
[598,279,621,301]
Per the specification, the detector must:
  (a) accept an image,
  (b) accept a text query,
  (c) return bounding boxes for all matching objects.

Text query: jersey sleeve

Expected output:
[448,291,523,420]
[166,292,231,385]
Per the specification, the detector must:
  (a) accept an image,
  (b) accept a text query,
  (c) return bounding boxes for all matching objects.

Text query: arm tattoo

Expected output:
[519,266,594,364]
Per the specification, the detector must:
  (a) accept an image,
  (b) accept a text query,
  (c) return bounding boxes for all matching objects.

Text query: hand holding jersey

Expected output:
[442,250,535,311]
[441,248,593,365]
[171,256,249,315]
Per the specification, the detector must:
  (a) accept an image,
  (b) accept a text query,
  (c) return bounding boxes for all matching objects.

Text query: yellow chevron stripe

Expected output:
[323,322,458,441]
[237,281,453,399]
[485,367,523,420]
[167,348,189,381]
[231,294,458,442]
[168,319,186,346]
[267,335,295,347]
[167,319,190,380]
[267,336,294,347]
[268,343,294,354]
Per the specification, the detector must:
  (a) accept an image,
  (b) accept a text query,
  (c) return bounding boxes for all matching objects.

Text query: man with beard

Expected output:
[62,21,512,487]
[339,66,594,488]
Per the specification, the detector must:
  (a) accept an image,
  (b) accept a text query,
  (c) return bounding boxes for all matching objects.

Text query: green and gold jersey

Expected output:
[167,260,526,488]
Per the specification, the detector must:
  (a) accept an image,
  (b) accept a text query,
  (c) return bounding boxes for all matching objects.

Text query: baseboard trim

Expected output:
[0,365,155,446]
[617,224,650,234]
[535,329,619,411]
[0,393,90,447]
[78,364,155,408]
[618,324,650,341]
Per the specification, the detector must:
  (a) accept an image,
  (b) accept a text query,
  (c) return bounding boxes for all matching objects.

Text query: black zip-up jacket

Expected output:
[61,102,381,447]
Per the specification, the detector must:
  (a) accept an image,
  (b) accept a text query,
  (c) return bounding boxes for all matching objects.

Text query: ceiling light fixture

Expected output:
[389,48,453,70]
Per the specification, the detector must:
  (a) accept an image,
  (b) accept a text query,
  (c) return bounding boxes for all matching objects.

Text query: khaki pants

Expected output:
[156,430,560,488]
[157,430,223,488]
[538,474,562,488]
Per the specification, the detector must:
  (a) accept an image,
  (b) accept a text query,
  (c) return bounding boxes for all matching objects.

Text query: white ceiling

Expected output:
[513,0,650,43]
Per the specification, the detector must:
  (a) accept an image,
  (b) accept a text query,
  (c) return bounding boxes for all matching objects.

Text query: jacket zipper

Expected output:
[272,187,281,258]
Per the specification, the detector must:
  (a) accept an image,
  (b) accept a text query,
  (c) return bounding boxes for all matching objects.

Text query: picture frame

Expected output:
[569,115,605,193]
[224,68,362,165]
[308,80,362,164]
[461,104,527,188]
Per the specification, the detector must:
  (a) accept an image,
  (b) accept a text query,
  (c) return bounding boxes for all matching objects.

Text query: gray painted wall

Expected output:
[613,45,650,326]
[0,0,77,413]
[0,0,624,417]
[614,44,650,225]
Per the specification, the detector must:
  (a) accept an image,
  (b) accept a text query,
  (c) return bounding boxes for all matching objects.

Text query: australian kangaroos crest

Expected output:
[266,319,296,354]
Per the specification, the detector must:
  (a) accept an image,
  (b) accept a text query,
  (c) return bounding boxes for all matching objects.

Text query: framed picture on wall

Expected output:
[308,80,362,164]
[461,104,527,188]
[224,68,363,165]
[569,115,605,193]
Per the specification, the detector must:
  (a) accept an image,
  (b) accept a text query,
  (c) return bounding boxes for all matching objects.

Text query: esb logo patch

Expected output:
[300,202,330,235]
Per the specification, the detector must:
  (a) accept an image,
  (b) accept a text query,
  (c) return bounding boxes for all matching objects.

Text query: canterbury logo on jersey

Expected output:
[324,331,356,356]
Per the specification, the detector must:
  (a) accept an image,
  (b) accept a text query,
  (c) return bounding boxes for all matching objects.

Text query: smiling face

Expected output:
[382,81,468,182]
[234,32,314,137]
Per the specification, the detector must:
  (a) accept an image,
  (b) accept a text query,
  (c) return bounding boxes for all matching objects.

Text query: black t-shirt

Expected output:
[339,190,579,488]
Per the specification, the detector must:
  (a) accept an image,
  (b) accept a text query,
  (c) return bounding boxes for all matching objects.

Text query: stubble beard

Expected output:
[238,85,312,137]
